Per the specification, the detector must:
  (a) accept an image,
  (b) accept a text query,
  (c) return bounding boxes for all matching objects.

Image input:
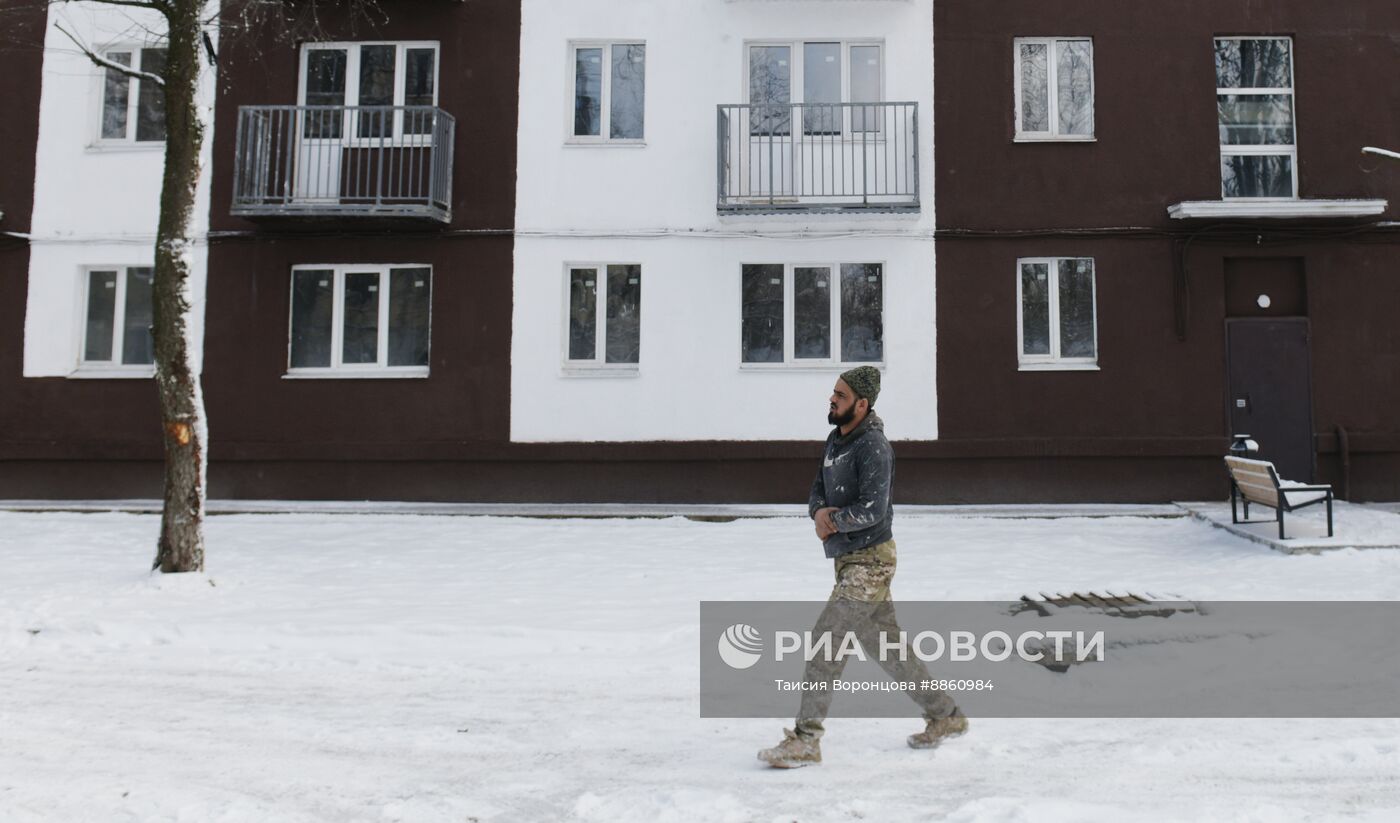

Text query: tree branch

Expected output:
[1362,147,1400,162]
[54,20,165,86]
[53,0,172,14]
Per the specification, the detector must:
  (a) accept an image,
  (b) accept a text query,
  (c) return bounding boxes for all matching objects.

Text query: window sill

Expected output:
[1018,362,1100,372]
[561,366,641,378]
[1014,134,1096,143]
[740,363,886,373]
[1167,199,1388,220]
[85,142,164,154]
[283,368,429,380]
[564,139,647,148]
[68,366,156,379]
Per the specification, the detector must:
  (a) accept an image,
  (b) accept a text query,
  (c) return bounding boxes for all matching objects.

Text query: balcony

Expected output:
[232,105,455,223]
[717,101,919,214]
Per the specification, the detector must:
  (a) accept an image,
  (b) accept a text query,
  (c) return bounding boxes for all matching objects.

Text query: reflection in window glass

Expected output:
[101,53,132,140]
[1021,263,1051,356]
[1217,95,1293,146]
[742,264,785,363]
[1216,38,1295,198]
[574,48,603,136]
[388,268,431,367]
[610,45,645,139]
[1222,154,1293,198]
[794,267,831,359]
[1019,43,1049,133]
[135,49,167,142]
[1215,39,1292,89]
[289,266,433,371]
[803,43,840,135]
[357,45,396,138]
[342,272,380,364]
[749,46,791,136]
[568,268,598,360]
[1056,40,1093,136]
[840,264,883,363]
[605,265,641,363]
[303,49,347,139]
[121,267,154,365]
[850,45,882,132]
[290,269,334,368]
[84,270,118,362]
[1058,259,1096,359]
[404,48,437,135]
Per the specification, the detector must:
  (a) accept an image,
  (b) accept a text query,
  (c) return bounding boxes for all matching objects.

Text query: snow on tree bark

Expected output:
[148,0,209,573]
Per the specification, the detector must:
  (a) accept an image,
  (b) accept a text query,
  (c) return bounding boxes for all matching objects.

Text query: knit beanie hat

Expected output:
[840,366,881,406]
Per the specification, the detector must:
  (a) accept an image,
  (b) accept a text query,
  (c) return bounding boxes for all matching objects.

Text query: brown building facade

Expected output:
[4,0,1397,504]
[932,0,1400,501]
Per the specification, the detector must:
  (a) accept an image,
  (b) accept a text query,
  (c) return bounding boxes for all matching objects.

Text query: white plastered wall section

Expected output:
[511,0,936,442]
[23,2,215,378]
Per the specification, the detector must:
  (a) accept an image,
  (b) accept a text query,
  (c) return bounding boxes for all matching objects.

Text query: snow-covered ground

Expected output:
[3,510,1399,822]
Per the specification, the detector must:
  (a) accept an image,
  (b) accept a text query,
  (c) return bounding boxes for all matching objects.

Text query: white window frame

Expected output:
[560,262,642,375]
[741,40,886,141]
[92,45,165,148]
[1016,257,1099,371]
[739,261,886,370]
[1013,37,1095,142]
[285,264,432,379]
[566,41,647,146]
[73,265,156,378]
[1215,36,1298,201]
[297,42,441,145]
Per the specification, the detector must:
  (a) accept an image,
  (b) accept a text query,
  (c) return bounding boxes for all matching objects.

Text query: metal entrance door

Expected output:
[1225,318,1315,481]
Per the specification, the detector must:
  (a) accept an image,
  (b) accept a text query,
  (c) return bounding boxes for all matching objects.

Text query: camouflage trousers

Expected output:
[795,539,957,738]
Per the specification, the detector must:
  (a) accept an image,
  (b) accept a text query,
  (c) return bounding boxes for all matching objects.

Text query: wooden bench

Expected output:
[1224,456,1334,540]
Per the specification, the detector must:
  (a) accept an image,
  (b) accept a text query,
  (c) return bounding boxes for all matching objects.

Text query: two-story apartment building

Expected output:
[1,1,215,497]
[5,0,1398,504]
[934,0,1400,501]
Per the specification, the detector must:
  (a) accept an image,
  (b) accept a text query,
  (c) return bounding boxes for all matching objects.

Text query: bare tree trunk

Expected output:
[149,0,208,573]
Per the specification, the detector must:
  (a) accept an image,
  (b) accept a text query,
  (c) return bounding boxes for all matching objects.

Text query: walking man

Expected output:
[758,366,968,768]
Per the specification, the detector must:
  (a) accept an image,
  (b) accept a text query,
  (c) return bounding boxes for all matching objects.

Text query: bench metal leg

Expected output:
[1243,499,1250,520]
[1326,495,1334,538]
[1230,485,1239,524]
[1278,506,1287,540]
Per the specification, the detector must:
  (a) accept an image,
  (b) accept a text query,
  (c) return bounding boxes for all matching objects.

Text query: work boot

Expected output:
[757,728,821,768]
[907,708,969,750]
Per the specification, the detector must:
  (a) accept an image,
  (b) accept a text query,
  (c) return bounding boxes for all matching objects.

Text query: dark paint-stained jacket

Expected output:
[807,411,894,558]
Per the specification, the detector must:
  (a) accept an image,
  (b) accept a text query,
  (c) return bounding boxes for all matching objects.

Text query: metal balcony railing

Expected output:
[717,101,919,213]
[232,105,455,222]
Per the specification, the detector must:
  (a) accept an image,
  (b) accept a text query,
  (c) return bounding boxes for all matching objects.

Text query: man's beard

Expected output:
[828,405,857,427]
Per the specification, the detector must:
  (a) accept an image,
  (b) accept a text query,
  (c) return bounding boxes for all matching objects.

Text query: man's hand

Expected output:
[814,507,840,541]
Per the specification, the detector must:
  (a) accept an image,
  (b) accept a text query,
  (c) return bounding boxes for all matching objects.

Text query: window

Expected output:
[1215,37,1296,199]
[1014,38,1093,140]
[570,42,646,141]
[565,264,641,369]
[299,43,439,139]
[1017,258,1097,369]
[746,41,883,135]
[98,48,166,144]
[288,265,431,376]
[741,263,883,365]
[80,266,154,372]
